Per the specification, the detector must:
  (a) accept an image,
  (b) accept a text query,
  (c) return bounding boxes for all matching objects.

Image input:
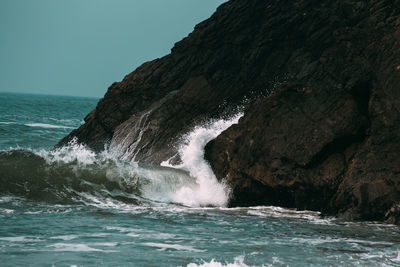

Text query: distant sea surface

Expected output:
[0,92,400,266]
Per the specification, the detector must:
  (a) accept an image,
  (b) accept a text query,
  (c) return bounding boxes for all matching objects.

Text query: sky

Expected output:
[0,0,226,98]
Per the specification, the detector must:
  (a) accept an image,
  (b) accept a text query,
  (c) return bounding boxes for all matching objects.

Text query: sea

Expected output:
[0,92,400,266]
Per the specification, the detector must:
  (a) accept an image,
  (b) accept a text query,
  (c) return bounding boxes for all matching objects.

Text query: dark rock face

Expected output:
[60,0,400,223]
[204,0,400,222]
[58,0,297,162]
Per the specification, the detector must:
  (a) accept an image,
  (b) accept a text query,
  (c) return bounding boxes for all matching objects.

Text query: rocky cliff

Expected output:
[59,0,400,223]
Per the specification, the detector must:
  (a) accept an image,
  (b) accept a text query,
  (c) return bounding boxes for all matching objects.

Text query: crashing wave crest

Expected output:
[0,113,243,208]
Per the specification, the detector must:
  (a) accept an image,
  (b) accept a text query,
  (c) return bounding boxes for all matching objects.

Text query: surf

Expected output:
[0,113,243,208]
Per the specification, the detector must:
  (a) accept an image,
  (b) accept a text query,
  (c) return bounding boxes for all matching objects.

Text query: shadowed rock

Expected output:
[204,0,400,222]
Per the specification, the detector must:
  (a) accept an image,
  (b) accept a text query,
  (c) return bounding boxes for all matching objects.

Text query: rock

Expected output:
[59,0,400,223]
[58,0,293,159]
[205,81,368,211]
[385,204,400,225]
[204,0,400,222]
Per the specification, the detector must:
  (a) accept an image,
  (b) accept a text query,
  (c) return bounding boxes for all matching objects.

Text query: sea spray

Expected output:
[186,256,250,267]
[161,112,244,207]
[110,110,153,162]
[1,112,243,208]
[0,138,198,206]
[36,137,98,165]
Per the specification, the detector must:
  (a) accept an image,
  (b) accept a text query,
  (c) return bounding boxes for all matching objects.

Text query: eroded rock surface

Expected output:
[204,0,400,222]
[60,0,400,223]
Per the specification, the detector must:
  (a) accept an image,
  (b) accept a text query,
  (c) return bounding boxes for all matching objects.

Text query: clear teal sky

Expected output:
[0,0,226,97]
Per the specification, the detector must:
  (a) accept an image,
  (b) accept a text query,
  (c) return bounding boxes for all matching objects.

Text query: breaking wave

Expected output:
[0,113,243,208]
[161,112,243,207]
[0,121,73,129]
[25,123,74,129]
[0,142,194,206]
[187,256,251,267]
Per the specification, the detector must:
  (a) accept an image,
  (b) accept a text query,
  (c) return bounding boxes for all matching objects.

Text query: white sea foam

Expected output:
[161,113,243,207]
[0,208,14,214]
[126,233,140,237]
[25,123,73,129]
[36,137,97,165]
[106,226,175,239]
[47,243,104,252]
[109,112,244,208]
[186,256,259,267]
[29,113,244,209]
[45,117,82,125]
[143,242,206,252]
[85,233,110,238]
[0,196,17,203]
[245,206,332,223]
[50,235,78,241]
[88,242,118,247]
[394,250,400,262]
[156,205,329,224]
[105,226,140,232]
[288,236,393,246]
[34,139,192,208]
[0,236,42,242]
[71,191,146,212]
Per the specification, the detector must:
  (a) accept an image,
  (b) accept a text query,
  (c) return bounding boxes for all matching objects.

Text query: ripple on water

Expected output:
[0,236,43,242]
[46,243,117,253]
[49,235,78,241]
[143,242,206,252]
[47,243,102,252]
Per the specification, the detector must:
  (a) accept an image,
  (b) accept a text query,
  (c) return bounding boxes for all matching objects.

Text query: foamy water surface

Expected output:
[1,93,400,266]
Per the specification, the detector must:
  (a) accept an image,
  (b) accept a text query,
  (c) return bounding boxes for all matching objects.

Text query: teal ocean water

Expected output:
[1,92,400,266]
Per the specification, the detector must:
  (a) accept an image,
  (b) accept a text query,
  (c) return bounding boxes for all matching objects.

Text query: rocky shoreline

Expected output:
[59,0,400,224]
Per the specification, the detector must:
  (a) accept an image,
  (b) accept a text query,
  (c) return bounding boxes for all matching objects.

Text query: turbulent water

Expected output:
[1,92,400,266]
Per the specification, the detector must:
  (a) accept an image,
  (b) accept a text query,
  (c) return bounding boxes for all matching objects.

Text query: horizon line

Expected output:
[0,90,101,99]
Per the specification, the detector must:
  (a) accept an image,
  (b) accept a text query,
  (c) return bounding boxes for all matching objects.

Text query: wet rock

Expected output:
[204,0,400,223]
[59,0,400,223]
[385,204,400,225]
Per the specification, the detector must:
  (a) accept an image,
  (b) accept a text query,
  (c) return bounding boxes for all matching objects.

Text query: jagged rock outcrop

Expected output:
[204,0,400,222]
[60,0,400,223]
[58,0,293,162]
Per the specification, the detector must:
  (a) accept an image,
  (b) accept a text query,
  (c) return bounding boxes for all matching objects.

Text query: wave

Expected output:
[161,112,243,207]
[45,117,83,124]
[0,141,195,206]
[187,256,250,267]
[0,113,243,207]
[0,121,73,129]
[24,123,73,129]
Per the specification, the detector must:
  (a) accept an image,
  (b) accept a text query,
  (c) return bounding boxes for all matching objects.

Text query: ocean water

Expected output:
[1,92,400,267]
